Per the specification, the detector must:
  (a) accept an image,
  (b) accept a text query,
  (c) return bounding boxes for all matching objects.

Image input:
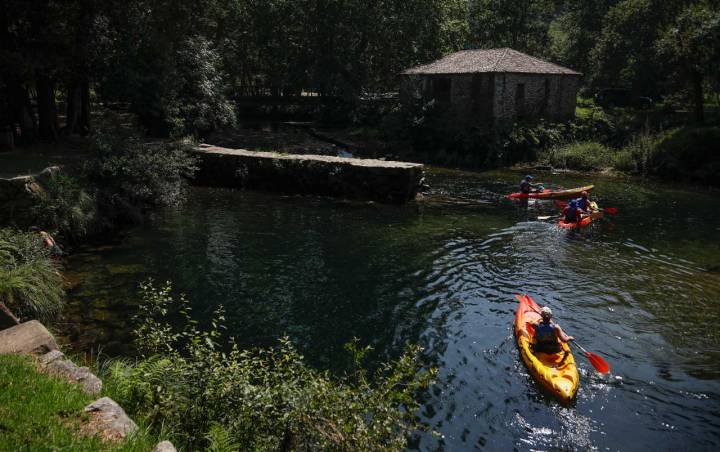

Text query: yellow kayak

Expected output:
[514,294,579,403]
[508,184,594,200]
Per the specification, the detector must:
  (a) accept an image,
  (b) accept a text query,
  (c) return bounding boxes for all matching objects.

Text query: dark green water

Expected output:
[62,169,720,450]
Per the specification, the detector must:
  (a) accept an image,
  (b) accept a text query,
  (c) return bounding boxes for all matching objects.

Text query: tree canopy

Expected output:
[1,0,718,141]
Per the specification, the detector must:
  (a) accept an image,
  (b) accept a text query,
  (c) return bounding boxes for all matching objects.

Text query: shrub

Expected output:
[541,141,614,171]
[0,229,63,324]
[86,129,198,214]
[105,281,434,451]
[616,129,662,175]
[31,173,98,243]
[649,126,720,184]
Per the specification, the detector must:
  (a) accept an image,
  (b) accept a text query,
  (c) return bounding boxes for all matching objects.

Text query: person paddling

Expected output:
[520,175,543,194]
[533,306,574,354]
[575,191,594,213]
[562,199,582,224]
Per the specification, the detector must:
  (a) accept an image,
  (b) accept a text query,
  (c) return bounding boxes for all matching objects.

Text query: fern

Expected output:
[206,424,239,452]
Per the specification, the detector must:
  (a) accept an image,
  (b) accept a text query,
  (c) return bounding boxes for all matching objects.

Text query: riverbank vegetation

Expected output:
[537,125,720,184]
[102,281,435,451]
[0,354,156,451]
[0,229,63,325]
[24,116,198,246]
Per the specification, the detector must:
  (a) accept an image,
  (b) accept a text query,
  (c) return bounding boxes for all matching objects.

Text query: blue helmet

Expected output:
[524,175,534,180]
[568,199,577,208]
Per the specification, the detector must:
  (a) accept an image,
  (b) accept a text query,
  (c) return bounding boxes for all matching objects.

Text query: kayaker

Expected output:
[533,306,574,354]
[562,199,581,224]
[519,175,543,194]
[575,191,593,212]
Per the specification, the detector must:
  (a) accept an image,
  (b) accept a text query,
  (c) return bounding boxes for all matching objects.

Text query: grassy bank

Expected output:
[536,126,720,185]
[0,354,156,451]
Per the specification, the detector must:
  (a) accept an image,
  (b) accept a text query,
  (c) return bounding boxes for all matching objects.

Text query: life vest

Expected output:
[564,206,579,223]
[520,180,531,194]
[576,197,590,211]
[535,322,557,345]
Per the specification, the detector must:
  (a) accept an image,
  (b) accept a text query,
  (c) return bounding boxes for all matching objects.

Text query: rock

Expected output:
[193,144,424,203]
[0,320,59,354]
[39,349,65,365]
[45,357,102,395]
[152,440,178,452]
[83,397,138,441]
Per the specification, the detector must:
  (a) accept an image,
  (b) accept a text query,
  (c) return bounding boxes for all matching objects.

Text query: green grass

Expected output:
[0,354,157,451]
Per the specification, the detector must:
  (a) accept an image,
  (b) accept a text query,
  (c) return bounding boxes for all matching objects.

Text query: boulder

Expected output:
[83,397,138,441]
[0,320,59,354]
[152,440,178,452]
[42,352,102,395]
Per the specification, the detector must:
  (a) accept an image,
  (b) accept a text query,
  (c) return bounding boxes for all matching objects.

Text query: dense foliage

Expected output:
[27,114,198,242]
[0,229,63,324]
[2,0,718,142]
[105,281,435,451]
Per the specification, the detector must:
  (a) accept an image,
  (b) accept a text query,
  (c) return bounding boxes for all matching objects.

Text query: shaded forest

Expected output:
[1,0,718,143]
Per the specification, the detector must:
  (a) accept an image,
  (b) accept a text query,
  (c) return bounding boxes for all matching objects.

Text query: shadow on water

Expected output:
[61,167,720,450]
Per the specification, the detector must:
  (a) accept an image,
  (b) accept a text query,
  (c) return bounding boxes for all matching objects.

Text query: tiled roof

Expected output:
[403,48,581,75]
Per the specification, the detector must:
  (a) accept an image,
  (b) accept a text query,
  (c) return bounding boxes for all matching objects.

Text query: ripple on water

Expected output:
[62,172,720,450]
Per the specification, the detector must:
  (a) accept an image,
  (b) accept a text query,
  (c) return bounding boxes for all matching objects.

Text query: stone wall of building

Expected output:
[401,72,579,124]
[493,73,580,122]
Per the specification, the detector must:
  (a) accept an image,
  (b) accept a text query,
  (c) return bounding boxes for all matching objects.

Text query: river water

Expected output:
[62,168,720,450]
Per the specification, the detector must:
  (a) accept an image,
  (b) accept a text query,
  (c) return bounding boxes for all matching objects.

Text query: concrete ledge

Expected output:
[0,320,59,354]
[193,144,424,203]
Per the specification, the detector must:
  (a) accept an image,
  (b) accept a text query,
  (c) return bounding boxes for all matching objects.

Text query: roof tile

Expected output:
[403,48,581,75]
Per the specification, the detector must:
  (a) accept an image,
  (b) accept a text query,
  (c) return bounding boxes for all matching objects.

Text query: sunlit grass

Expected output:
[0,354,156,451]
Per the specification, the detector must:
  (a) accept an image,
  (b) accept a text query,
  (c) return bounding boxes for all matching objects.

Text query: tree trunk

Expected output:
[0,301,20,325]
[691,69,704,123]
[65,78,90,135]
[65,80,81,135]
[80,79,90,134]
[6,82,37,145]
[36,73,58,141]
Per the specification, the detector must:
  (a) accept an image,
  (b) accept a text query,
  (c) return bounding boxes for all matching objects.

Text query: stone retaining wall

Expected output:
[193,144,424,203]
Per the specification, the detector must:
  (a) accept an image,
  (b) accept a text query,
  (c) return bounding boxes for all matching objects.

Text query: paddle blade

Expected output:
[603,207,618,214]
[585,351,610,374]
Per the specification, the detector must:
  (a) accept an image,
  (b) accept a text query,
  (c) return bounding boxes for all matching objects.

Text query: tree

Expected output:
[468,0,560,57]
[657,2,720,122]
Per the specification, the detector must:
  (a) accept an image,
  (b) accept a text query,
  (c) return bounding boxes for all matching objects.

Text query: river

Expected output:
[61,168,720,450]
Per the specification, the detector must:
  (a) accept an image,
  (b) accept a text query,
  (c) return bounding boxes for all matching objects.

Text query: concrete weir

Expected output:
[193,144,424,203]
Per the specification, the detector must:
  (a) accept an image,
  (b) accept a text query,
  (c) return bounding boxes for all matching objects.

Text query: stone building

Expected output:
[401,48,581,124]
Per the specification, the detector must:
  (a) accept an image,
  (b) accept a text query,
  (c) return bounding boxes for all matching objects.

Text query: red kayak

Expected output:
[508,185,594,200]
[558,214,593,229]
